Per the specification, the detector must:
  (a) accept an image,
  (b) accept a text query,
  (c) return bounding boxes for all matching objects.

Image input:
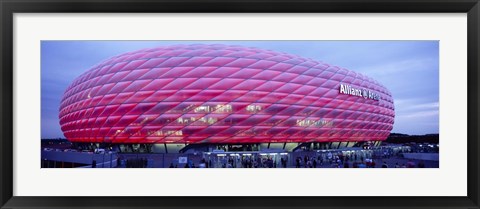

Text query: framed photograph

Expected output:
[1,0,479,209]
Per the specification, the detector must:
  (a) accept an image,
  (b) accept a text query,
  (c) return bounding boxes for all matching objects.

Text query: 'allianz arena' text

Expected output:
[59,45,395,144]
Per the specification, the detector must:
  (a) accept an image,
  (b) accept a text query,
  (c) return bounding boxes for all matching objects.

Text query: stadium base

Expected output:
[69,141,382,154]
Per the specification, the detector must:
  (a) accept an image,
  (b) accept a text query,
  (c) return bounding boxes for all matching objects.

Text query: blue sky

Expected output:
[41,41,439,138]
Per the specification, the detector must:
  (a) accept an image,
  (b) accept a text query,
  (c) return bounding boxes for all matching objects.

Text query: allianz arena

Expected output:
[59,44,395,145]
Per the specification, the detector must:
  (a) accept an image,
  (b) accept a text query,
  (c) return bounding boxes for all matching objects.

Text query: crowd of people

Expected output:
[124,158,148,168]
[212,156,286,168]
[119,145,435,168]
[294,148,429,168]
[167,155,290,168]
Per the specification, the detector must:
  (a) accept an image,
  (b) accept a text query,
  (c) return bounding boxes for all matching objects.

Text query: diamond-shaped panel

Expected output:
[59,44,395,144]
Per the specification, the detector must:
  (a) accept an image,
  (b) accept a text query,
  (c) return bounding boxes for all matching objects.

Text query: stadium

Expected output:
[57,44,395,154]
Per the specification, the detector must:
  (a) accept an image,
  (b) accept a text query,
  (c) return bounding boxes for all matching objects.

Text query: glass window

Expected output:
[275,83,302,94]
[125,103,156,115]
[160,67,195,78]
[235,91,269,103]
[163,90,202,102]
[105,71,130,84]
[106,61,129,74]
[224,58,257,68]
[95,83,115,95]
[137,58,168,69]
[137,68,170,80]
[237,115,270,126]
[123,91,154,103]
[208,78,244,90]
[123,80,151,92]
[277,94,303,105]
[251,70,281,80]
[271,72,296,83]
[178,57,214,68]
[143,102,179,115]
[247,60,278,70]
[161,78,197,90]
[107,103,133,116]
[181,66,217,78]
[96,104,119,117]
[156,57,191,68]
[186,90,223,102]
[184,78,222,90]
[139,79,174,91]
[228,68,263,79]
[202,58,237,69]
[262,104,289,115]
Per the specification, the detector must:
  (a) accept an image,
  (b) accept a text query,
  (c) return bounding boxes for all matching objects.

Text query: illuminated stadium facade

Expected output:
[59,44,395,147]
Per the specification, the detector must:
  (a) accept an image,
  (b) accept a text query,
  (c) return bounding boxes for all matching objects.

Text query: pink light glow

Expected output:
[59,44,395,144]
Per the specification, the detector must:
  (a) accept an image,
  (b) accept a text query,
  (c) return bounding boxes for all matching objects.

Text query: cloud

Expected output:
[397,110,439,118]
[399,102,439,111]
[358,57,436,75]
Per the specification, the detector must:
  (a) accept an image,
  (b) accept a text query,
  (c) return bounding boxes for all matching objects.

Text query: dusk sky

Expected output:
[41,41,439,138]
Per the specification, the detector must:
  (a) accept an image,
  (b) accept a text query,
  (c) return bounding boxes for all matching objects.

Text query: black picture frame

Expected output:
[1,0,479,208]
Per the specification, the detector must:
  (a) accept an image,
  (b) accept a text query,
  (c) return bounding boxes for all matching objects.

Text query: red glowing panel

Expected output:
[59,44,395,144]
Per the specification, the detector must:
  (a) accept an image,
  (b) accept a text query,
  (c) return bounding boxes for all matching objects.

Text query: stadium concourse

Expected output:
[41,141,439,168]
